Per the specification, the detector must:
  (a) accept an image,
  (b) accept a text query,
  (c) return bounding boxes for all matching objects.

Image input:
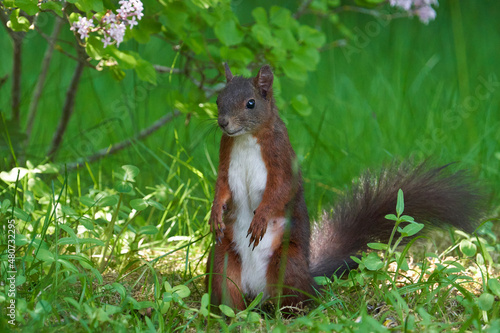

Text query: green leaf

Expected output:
[294,46,320,71]
[161,2,189,37]
[220,46,253,65]
[86,36,105,60]
[200,293,210,317]
[270,6,293,29]
[459,239,477,257]
[291,94,312,116]
[15,234,29,246]
[219,304,235,318]
[487,278,500,297]
[282,58,308,82]
[13,207,30,221]
[13,0,39,16]
[96,195,119,207]
[111,49,137,69]
[396,189,404,216]
[122,165,140,180]
[8,9,31,32]
[139,225,159,235]
[400,223,424,237]
[57,258,79,273]
[477,293,494,311]
[385,214,398,221]
[0,167,29,182]
[172,285,191,298]
[400,215,415,222]
[363,252,383,271]
[109,65,126,81]
[274,29,298,51]
[214,18,244,46]
[115,181,134,193]
[246,292,263,310]
[298,25,326,48]
[130,199,148,211]
[251,24,274,46]
[2,199,11,213]
[80,217,94,230]
[313,276,332,285]
[146,200,166,211]
[37,249,55,263]
[75,0,103,13]
[59,224,77,239]
[24,190,35,214]
[79,196,95,207]
[34,300,52,315]
[252,7,268,26]
[367,242,389,250]
[40,1,63,17]
[111,283,127,299]
[135,59,157,85]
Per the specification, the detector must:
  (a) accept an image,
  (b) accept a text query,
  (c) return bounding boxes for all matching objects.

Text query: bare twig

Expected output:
[294,0,314,19]
[0,74,8,91]
[153,64,182,74]
[65,110,181,169]
[47,59,86,159]
[26,16,65,139]
[0,8,25,125]
[330,5,410,19]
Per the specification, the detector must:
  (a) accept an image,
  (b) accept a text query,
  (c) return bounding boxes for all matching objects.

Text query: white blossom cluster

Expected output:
[70,0,144,48]
[389,0,438,24]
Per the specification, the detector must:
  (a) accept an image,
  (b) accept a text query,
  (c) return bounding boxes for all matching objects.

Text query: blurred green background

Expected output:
[0,0,498,221]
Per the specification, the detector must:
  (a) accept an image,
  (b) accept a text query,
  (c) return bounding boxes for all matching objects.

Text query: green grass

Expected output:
[0,0,499,331]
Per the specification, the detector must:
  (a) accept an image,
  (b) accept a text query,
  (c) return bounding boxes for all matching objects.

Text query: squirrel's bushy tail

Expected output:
[310,162,485,278]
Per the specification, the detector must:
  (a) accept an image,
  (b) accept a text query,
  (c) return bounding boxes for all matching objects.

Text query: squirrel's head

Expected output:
[216,64,274,136]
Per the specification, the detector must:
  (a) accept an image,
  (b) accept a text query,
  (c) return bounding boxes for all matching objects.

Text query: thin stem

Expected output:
[11,36,23,125]
[383,219,401,271]
[99,193,123,271]
[294,0,314,19]
[26,16,65,140]
[47,59,86,159]
[0,8,25,126]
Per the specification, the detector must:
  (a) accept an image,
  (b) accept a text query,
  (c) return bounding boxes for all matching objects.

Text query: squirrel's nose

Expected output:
[218,118,229,129]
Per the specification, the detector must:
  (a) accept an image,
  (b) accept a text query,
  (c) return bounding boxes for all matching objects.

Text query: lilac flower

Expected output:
[70,0,144,48]
[389,0,439,24]
[109,22,126,46]
[102,35,112,48]
[390,0,412,11]
[127,16,139,27]
[102,13,116,25]
[415,5,437,24]
[70,17,95,39]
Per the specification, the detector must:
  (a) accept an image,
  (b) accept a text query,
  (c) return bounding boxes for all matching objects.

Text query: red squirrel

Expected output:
[206,64,483,311]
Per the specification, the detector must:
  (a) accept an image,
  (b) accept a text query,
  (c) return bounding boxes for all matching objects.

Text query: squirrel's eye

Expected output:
[246,99,255,109]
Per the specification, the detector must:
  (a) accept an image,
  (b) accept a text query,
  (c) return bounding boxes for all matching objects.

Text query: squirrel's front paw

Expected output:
[209,204,227,244]
[247,211,268,249]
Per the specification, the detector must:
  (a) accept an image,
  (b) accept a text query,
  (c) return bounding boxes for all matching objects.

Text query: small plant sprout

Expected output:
[70,0,144,47]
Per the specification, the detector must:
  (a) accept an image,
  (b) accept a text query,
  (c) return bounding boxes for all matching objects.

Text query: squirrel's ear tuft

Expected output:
[255,65,274,99]
[224,63,233,83]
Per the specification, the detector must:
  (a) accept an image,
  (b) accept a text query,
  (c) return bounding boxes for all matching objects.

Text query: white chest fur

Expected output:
[228,134,278,298]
